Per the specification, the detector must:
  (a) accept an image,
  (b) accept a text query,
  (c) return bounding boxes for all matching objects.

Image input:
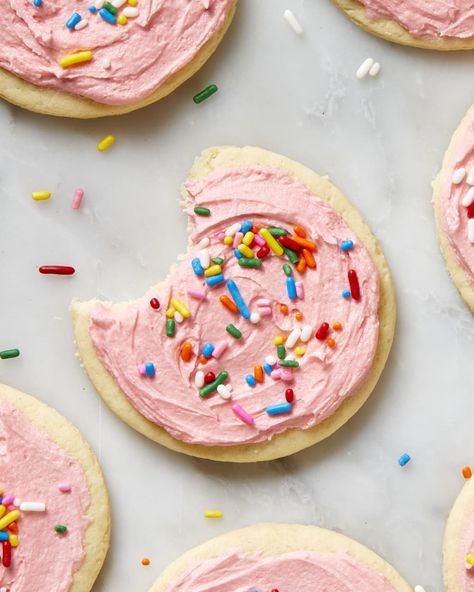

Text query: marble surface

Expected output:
[1,1,473,590]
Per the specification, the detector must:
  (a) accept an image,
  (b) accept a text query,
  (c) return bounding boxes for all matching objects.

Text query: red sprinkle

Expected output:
[2,540,11,567]
[256,245,270,259]
[39,265,75,275]
[150,298,160,310]
[278,235,302,251]
[467,202,474,219]
[285,388,294,403]
[315,322,330,340]
[204,372,216,385]
[348,269,361,301]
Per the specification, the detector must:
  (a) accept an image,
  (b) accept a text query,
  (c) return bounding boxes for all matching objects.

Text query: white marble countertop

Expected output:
[1,1,474,590]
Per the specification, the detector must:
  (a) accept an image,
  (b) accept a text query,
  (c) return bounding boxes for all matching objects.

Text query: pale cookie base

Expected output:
[332,0,474,51]
[0,0,237,119]
[433,104,474,313]
[71,145,396,463]
[0,383,111,592]
[444,478,474,591]
[148,523,412,591]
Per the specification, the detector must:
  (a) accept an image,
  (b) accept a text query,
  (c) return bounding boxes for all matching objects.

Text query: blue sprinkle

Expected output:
[266,402,292,415]
[33,0,42,6]
[0,532,8,541]
[245,374,256,387]
[263,363,273,375]
[233,248,243,259]
[227,279,251,319]
[398,453,411,467]
[240,220,252,234]
[191,257,204,277]
[286,276,297,300]
[342,289,351,299]
[206,274,225,287]
[145,362,155,378]
[340,240,354,252]
[201,343,215,358]
[89,5,97,12]
[66,12,82,28]
[99,7,116,23]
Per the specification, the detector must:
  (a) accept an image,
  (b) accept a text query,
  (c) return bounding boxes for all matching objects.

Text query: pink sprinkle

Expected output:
[256,298,271,306]
[233,232,243,248]
[257,306,272,317]
[217,232,225,241]
[188,288,207,300]
[280,369,294,383]
[58,484,71,493]
[2,495,14,506]
[271,369,282,380]
[212,340,228,360]
[138,364,146,377]
[295,281,304,299]
[72,188,84,209]
[231,403,254,425]
[7,504,15,511]
[253,234,266,247]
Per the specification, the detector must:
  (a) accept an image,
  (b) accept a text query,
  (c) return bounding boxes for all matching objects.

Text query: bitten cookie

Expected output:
[148,523,412,591]
[433,104,474,312]
[0,0,237,118]
[332,0,474,51]
[72,145,396,462]
[0,384,110,592]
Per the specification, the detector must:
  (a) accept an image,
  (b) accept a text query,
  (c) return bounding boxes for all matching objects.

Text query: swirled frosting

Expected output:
[438,110,474,284]
[166,550,398,591]
[0,0,234,105]
[357,1,474,40]
[89,165,380,447]
[0,400,90,592]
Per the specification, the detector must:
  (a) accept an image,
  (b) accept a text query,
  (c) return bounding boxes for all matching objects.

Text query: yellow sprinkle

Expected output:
[117,14,127,25]
[170,297,190,319]
[467,554,474,567]
[204,265,222,278]
[237,244,253,258]
[32,191,51,201]
[0,505,5,520]
[242,231,254,246]
[97,135,116,152]
[0,510,20,531]
[59,50,93,69]
[204,510,223,518]
[9,534,18,547]
[166,308,175,319]
[295,346,306,357]
[223,236,233,245]
[259,228,284,256]
[274,336,283,346]
[128,0,138,4]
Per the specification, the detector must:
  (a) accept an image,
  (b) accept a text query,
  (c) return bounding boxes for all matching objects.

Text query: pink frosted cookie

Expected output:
[148,523,412,592]
[0,0,237,118]
[72,146,396,462]
[332,0,474,50]
[0,384,110,592]
[434,104,474,312]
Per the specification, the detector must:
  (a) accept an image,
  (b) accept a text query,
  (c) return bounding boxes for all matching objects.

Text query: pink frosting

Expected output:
[0,0,234,105]
[89,165,380,447]
[357,1,474,39]
[166,549,398,591]
[438,111,474,284]
[0,400,91,592]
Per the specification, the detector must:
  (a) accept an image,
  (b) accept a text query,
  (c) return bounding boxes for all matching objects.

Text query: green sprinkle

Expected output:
[277,344,286,360]
[0,349,20,360]
[166,319,175,337]
[281,245,299,264]
[103,1,117,14]
[199,371,229,398]
[226,324,242,339]
[278,359,299,368]
[268,227,288,237]
[212,257,224,265]
[54,524,67,533]
[193,84,218,104]
[194,207,210,216]
[283,263,292,277]
[238,258,262,269]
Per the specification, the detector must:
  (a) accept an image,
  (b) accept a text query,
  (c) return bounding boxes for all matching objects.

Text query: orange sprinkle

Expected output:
[180,341,193,362]
[326,338,336,348]
[296,258,307,273]
[291,236,317,251]
[254,365,264,383]
[199,355,208,365]
[7,522,17,533]
[281,335,288,343]
[280,303,289,315]
[332,321,343,331]
[251,225,259,234]
[293,225,307,238]
[219,295,238,314]
[463,466,472,479]
[295,312,304,321]
[302,248,316,269]
[141,558,150,566]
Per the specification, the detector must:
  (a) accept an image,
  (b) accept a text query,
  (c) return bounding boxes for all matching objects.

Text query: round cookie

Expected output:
[332,0,474,51]
[0,0,237,118]
[148,523,412,591]
[433,104,474,312]
[71,145,396,463]
[0,384,110,591]
[444,477,474,591]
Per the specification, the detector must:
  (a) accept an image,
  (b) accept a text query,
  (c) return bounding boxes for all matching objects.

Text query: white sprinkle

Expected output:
[283,9,303,35]
[469,219,474,243]
[74,19,88,30]
[112,0,127,6]
[467,166,474,186]
[356,57,374,80]
[368,61,381,77]
[217,384,232,400]
[300,324,313,343]
[225,222,241,237]
[195,371,205,388]
[250,312,261,324]
[462,186,474,207]
[122,6,138,17]
[102,58,111,70]
[265,355,276,366]
[20,502,46,512]
[295,281,304,299]
[94,0,105,7]
[196,237,210,249]
[199,249,210,269]
[13,498,21,507]
[286,327,302,349]
[452,167,466,184]
[1,587,7,592]
[414,586,426,592]
[174,311,184,324]
[227,384,233,392]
